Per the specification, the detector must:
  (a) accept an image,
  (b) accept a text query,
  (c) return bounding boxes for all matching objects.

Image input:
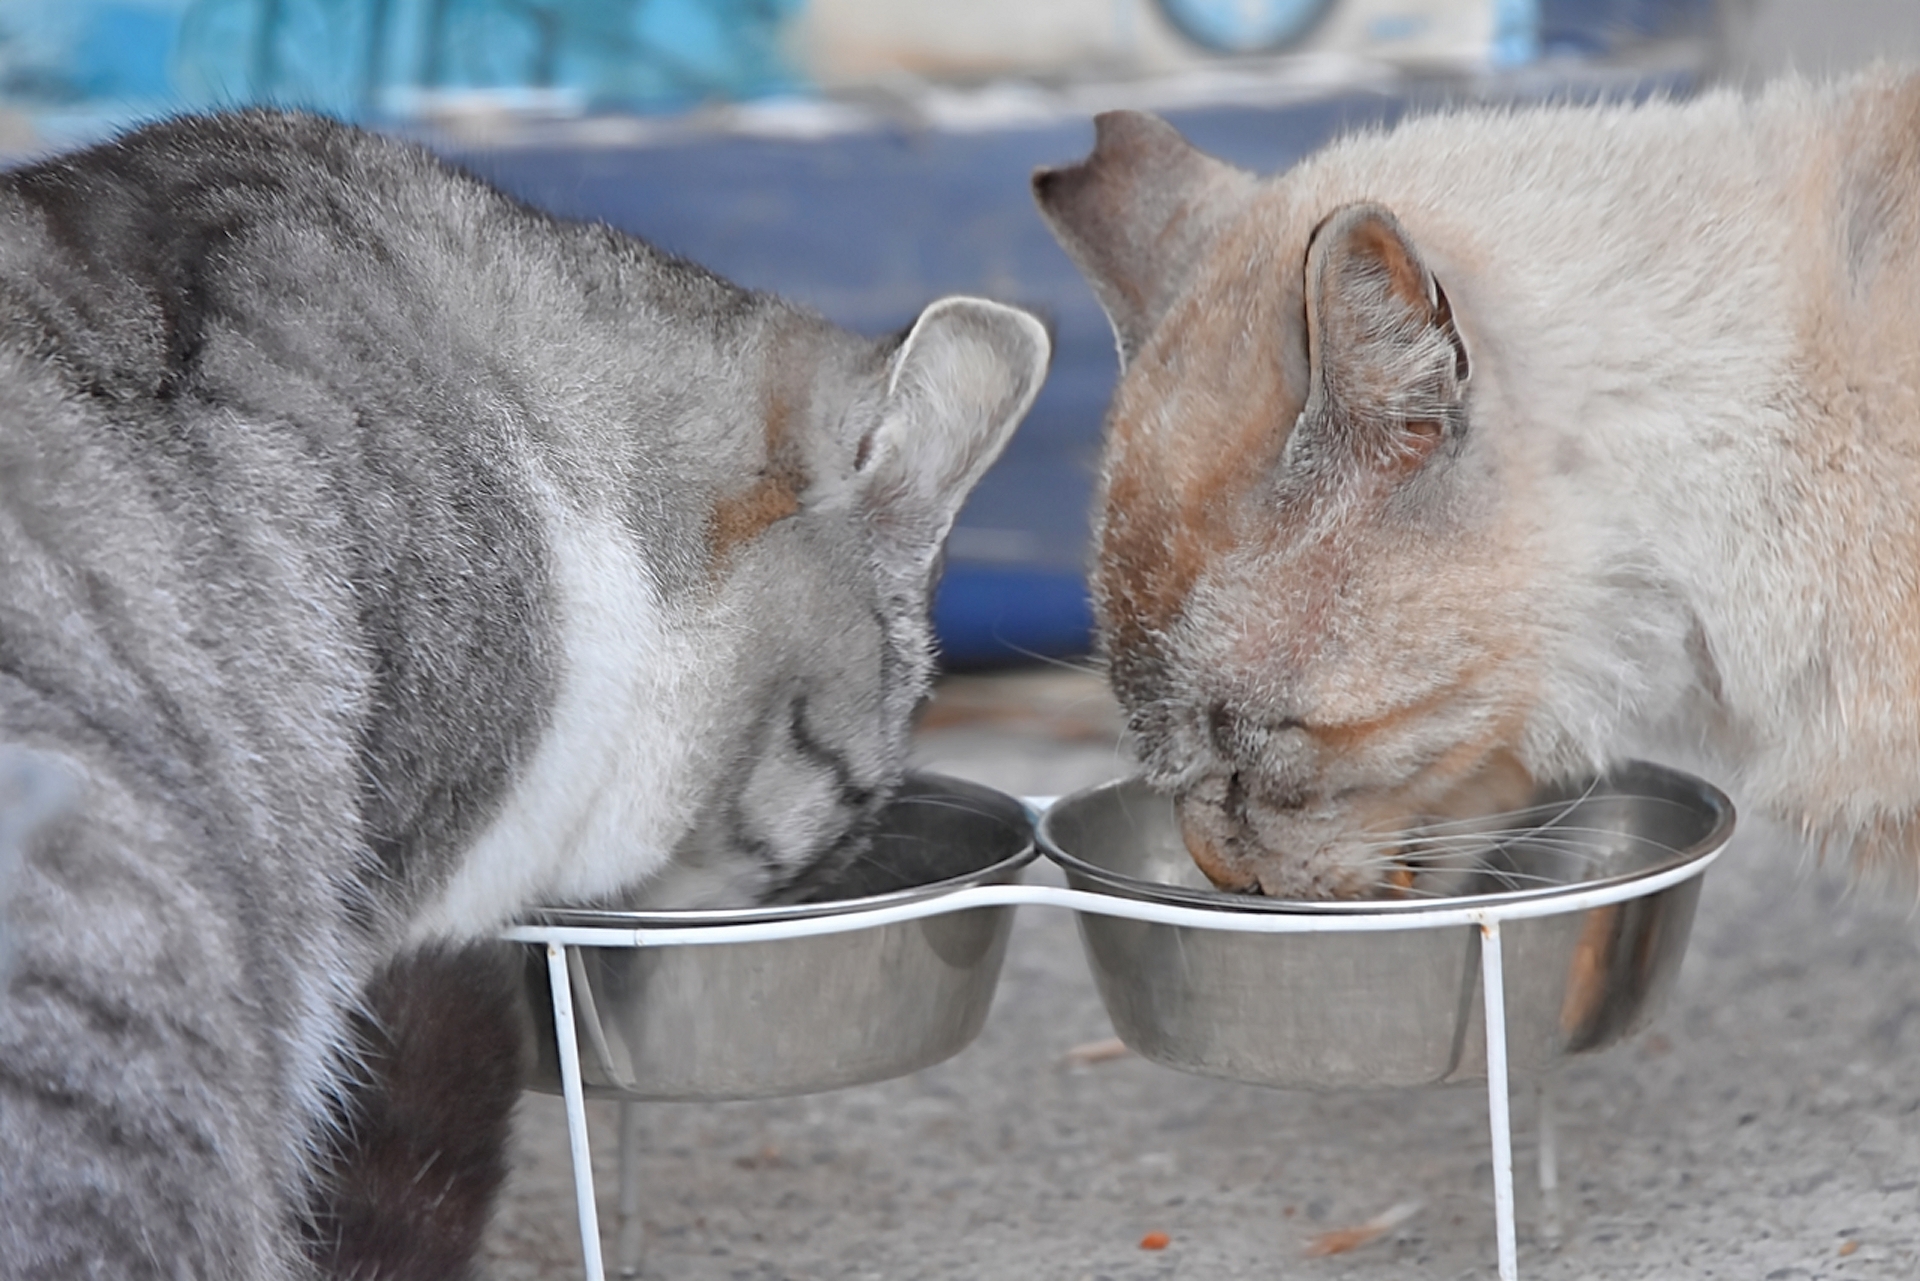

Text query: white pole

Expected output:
[547,942,608,1281]
[1479,919,1519,1281]
[616,1100,646,1278]
[1537,1079,1562,1247]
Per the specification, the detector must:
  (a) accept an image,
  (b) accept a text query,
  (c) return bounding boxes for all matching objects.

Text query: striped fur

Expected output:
[0,111,1047,1278]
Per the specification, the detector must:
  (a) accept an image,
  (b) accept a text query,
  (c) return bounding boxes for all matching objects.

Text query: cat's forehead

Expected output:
[1094,191,1318,646]
[703,317,878,574]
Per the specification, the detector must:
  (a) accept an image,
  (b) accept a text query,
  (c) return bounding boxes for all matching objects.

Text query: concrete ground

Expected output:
[483,666,1920,1280]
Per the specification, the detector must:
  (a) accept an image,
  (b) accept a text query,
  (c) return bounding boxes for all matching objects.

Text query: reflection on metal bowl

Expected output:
[1037,761,1734,1089]
[520,773,1034,1101]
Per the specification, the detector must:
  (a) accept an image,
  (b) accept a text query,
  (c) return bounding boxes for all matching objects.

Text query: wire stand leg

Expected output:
[547,943,608,1281]
[616,1100,646,1278]
[1479,920,1519,1281]
[1536,1079,1562,1248]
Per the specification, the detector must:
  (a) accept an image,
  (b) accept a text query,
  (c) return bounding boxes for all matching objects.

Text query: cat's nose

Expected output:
[1205,702,1237,758]
[1205,701,1307,767]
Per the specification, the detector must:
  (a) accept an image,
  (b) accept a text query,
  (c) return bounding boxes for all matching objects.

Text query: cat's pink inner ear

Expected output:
[1032,111,1254,367]
[1345,214,1436,314]
[1299,202,1469,468]
[1306,203,1447,332]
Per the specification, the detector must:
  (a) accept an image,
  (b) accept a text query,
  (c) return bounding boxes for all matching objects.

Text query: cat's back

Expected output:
[0,113,467,380]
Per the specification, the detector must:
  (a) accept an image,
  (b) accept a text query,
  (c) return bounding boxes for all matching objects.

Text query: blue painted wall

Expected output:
[1,0,806,122]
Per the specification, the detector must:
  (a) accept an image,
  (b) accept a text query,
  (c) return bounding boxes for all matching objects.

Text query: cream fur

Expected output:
[1038,69,1920,897]
[1298,74,1920,853]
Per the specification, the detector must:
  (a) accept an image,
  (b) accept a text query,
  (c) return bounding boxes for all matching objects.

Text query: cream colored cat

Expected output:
[1034,69,1920,899]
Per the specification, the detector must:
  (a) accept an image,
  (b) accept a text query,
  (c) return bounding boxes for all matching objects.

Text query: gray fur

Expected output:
[0,110,1048,1278]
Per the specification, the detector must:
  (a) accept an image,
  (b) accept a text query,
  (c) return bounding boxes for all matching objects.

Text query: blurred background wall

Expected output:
[1717,0,1920,82]
[1,0,1900,665]
[0,1,1734,162]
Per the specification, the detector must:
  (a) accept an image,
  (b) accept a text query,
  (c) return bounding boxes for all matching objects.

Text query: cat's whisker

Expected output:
[1344,806,1691,901]
[1371,883,1457,900]
[1367,834,1637,861]
[1386,843,1682,875]
[1367,821,1685,851]
[885,794,1000,815]
[1381,805,1580,838]
[1384,776,1633,840]
[949,642,1108,680]
[1467,868,1608,888]
[1381,787,1608,839]
[1446,789,1705,834]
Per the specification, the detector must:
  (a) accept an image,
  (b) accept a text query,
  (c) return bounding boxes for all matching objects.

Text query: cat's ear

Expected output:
[859,297,1050,567]
[1033,111,1255,369]
[1295,202,1471,472]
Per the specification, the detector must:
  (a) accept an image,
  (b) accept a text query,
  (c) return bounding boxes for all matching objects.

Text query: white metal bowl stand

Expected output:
[503,801,1726,1281]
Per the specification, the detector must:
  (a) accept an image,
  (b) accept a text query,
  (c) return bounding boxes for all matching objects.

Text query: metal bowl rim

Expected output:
[522,771,1036,929]
[1037,759,1734,916]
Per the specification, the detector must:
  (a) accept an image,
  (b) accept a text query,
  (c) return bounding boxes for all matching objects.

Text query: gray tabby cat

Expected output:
[0,109,1047,1279]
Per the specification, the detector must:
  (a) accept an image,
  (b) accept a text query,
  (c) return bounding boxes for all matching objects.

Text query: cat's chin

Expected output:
[1175,808,1260,894]
[1176,797,1383,902]
[1180,822,1519,904]
[1254,868,1391,902]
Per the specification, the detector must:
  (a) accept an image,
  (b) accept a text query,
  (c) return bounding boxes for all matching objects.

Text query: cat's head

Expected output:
[655,296,1050,907]
[1034,112,1562,900]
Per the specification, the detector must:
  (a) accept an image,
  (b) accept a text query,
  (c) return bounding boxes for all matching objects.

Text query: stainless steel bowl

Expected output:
[520,773,1034,1101]
[1038,761,1734,1089]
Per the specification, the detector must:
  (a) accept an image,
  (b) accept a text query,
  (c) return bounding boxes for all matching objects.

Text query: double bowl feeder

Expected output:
[507,763,1734,1280]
